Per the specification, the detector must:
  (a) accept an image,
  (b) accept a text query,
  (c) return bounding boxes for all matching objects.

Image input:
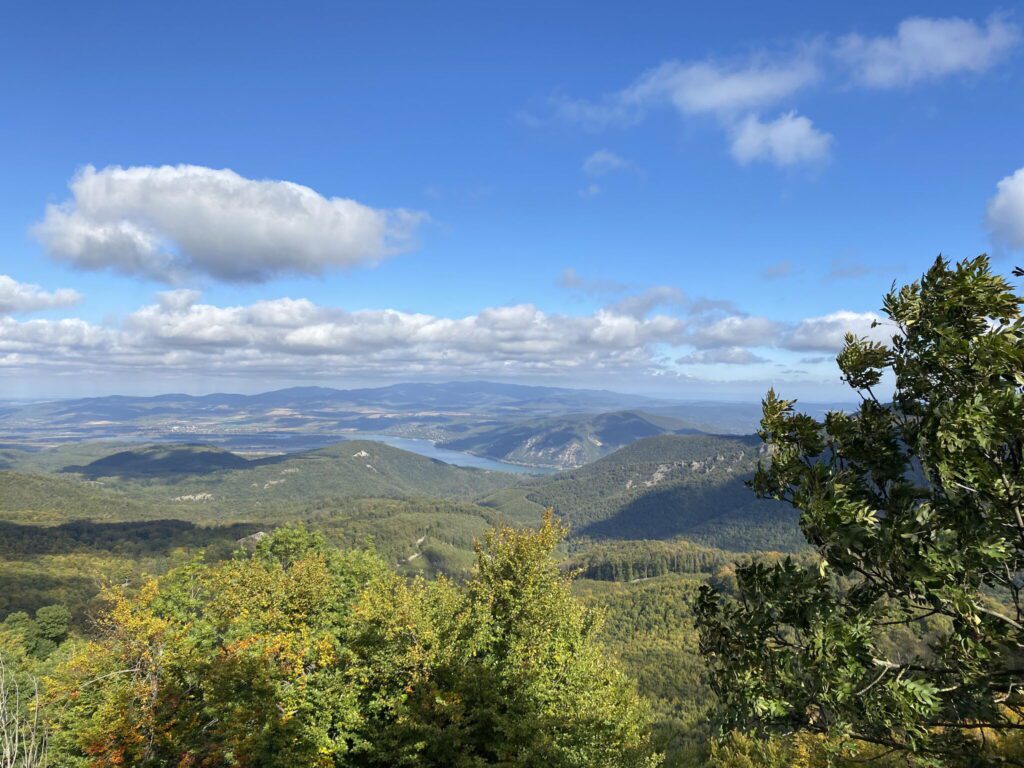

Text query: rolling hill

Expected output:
[0,439,531,618]
[481,434,803,551]
[57,440,519,512]
[0,470,152,524]
[63,443,252,478]
[5,433,801,553]
[439,410,703,469]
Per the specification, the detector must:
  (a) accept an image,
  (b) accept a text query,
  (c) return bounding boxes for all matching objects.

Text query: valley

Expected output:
[0,383,814,613]
[0,381,825,765]
[1,382,837,470]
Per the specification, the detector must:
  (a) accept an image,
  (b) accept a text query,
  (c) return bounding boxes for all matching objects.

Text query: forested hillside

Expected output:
[574,575,713,764]
[0,432,806,642]
[2,521,660,767]
[439,410,702,468]
[0,470,150,524]
[483,434,803,551]
[51,440,519,517]
[0,441,534,625]
[0,429,802,768]
[63,443,252,477]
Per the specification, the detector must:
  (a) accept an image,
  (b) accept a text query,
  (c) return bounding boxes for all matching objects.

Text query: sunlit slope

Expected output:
[439,410,703,468]
[59,440,519,507]
[482,434,802,551]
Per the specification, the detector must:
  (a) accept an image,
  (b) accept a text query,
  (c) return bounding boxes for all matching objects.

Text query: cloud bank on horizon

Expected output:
[0,281,890,388]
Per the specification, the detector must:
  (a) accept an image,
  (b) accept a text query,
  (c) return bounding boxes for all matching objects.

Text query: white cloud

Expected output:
[0,292,687,379]
[986,167,1024,250]
[677,347,769,365]
[555,54,819,129]
[730,112,832,167]
[34,165,425,283]
[781,311,888,352]
[0,275,81,315]
[543,16,1017,169]
[583,149,630,177]
[0,316,113,355]
[0,284,902,387]
[686,315,782,349]
[549,52,826,168]
[646,58,819,117]
[680,307,892,355]
[838,15,1020,88]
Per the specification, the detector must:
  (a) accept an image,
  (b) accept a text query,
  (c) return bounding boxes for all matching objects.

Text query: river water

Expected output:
[343,434,559,475]
[98,430,560,476]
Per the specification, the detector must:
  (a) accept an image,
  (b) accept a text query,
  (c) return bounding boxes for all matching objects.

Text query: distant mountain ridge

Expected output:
[0,381,673,451]
[13,381,665,417]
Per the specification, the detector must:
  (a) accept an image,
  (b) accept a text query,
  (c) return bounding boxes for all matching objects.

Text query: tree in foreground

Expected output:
[47,518,658,767]
[0,654,48,768]
[696,256,1024,766]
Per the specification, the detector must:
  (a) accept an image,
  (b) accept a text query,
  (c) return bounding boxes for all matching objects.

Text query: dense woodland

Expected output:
[1,256,1021,767]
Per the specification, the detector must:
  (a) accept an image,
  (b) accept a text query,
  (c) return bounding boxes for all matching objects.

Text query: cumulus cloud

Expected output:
[838,15,1020,88]
[676,306,892,358]
[676,347,769,365]
[33,165,424,283]
[0,292,689,379]
[0,284,902,385]
[781,311,888,352]
[0,316,110,348]
[547,51,827,167]
[986,167,1024,251]
[0,275,81,315]
[686,314,782,349]
[542,15,1017,168]
[730,112,832,167]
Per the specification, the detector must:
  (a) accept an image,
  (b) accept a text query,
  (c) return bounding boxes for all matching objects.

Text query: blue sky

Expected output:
[1,1,1022,399]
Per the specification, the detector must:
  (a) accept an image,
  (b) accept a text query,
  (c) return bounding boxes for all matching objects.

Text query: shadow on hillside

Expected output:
[60,444,291,480]
[0,519,261,559]
[0,570,99,624]
[575,475,793,546]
